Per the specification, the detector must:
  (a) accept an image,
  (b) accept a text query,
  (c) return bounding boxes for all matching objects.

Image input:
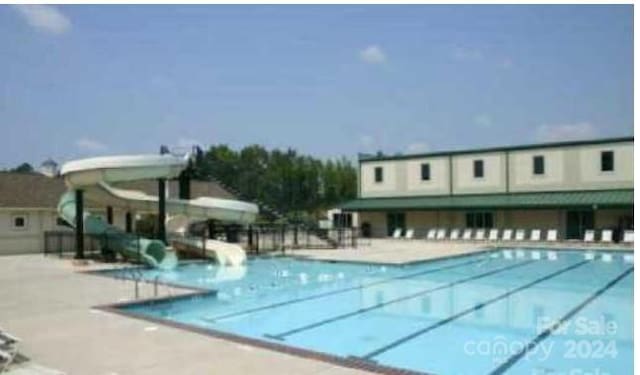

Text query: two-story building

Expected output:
[341,136,633,241]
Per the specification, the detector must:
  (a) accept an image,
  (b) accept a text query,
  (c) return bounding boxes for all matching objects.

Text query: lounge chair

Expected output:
[600,229,612,243]
[0,347,17,373]
[515,229,525,241]
[392,228,402,239]
[623,230,634,244]
[501,229,513,241]
[474,229,486,241]
[436,228,447,240]
[529,229,541,242]
[0,332,19,345]
[546,229,558,242]
[462,229,473,241]
[426,228,437,240]
[488,229,499,241]
[449,229,460,240]
[404,228,415,240]
[583,229,595,243]
[0,330,19,373]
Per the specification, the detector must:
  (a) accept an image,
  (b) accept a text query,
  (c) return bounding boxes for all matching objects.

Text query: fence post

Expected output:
[202,231,206,259]
[255,229,260,255]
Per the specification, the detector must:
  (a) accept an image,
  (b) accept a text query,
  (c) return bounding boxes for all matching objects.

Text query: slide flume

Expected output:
[58,153,259,269]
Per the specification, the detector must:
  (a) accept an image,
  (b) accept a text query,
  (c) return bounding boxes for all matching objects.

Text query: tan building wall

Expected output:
[0,210,69,255]
[0,207,133,255]
[509,141,633,192]
[452,152,506,195]
[358,208,632,240]
[359,139,633,198]
[405,157,450,195]
[358,211,387,237]
[595,209,632,229]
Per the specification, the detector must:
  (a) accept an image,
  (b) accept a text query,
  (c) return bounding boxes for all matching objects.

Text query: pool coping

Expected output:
[86,246,633,375]
[94,302,429,375]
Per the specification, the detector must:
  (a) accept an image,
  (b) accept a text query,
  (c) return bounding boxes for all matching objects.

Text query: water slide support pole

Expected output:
[74,189,85,259]
[106,206,113,224]
[158,178,167,244]
[125,212,132,233]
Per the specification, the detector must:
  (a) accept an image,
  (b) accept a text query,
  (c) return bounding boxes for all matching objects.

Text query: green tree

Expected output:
[191,145,357,221]
[10,163,34,173]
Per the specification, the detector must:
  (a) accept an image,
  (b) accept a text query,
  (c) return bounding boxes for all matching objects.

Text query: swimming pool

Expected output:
[102,249,633,375]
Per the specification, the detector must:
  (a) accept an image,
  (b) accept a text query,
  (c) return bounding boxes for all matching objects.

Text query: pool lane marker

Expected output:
[265,259,536,341]
[360,259,590,360]
[202,256,491,323]
[488,266,633,375]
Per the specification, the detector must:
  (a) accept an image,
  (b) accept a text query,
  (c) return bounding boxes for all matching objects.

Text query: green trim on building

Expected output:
[359,136,634,163]
[340,189,633,211]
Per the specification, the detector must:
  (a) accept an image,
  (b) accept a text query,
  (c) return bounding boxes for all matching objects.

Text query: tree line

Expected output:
[190,145,357,222]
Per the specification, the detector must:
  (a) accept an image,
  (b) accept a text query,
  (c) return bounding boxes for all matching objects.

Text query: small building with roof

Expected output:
[0,171,236,255]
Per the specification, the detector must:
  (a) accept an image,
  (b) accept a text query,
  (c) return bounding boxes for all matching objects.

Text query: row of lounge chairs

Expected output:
[391,228,634,244]
[0,328,19,373]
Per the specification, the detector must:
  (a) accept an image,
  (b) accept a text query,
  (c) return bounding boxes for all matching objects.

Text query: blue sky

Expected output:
[0,5,633,168]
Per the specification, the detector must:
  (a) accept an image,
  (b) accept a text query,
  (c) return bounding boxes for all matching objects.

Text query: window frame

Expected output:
[533,155,545,176]
[420,163,431,181]
[11,214,28,231]
[600,150,614,172]
[465,211,494,229]
[374,166,384,183]
[473,159,484,179]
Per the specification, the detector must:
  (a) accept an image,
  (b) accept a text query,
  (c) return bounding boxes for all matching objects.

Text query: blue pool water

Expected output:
[105,249,633,375]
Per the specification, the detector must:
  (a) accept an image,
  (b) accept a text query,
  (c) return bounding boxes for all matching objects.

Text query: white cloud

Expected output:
[535,122,599,142]
[359,45,387,64]
[75,138,108,152]
[406,142,429,154]
[11,5,71,35]
[474,114,494,127]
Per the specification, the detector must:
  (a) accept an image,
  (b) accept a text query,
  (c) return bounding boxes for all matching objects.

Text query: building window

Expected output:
[374,167,384,183]
[473,160,484,178]
[533,155,545,175]
[12,215,27,230]
[466,212,494,229]
[601,151,614,172]
[421,163,431,181]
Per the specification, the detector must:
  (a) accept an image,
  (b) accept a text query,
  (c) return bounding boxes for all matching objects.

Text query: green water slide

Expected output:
[57,191,177,269]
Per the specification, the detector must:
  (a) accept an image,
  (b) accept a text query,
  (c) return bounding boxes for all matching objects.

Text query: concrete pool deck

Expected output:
[0,241,632,374]
[289,238,632,264]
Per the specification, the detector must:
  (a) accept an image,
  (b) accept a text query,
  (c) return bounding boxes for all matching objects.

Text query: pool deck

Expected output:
[0,241,632,374]
[289,238,632,264]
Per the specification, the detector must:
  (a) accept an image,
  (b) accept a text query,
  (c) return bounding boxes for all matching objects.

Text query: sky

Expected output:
[0,5,633,168]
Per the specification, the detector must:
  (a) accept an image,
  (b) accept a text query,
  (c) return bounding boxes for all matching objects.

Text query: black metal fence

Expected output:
[44,225,366,262]
[44,230,101,258]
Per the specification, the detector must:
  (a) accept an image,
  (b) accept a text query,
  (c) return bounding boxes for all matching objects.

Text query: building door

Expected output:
[386,212,406,236]
[566,210,594,240]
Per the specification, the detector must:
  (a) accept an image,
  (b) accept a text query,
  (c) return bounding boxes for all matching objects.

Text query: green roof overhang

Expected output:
[340,189,634,211]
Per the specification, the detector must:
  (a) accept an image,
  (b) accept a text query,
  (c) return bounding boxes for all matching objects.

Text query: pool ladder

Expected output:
[118,268,173,300]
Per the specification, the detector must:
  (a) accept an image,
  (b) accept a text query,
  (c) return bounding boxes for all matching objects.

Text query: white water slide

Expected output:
[58,154,259,269]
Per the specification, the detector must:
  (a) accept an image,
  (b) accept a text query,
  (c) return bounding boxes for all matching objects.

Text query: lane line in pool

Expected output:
[203,255,491,323]
[361,259,590,360]
[266,259,536,341]
[488,266,634,375]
